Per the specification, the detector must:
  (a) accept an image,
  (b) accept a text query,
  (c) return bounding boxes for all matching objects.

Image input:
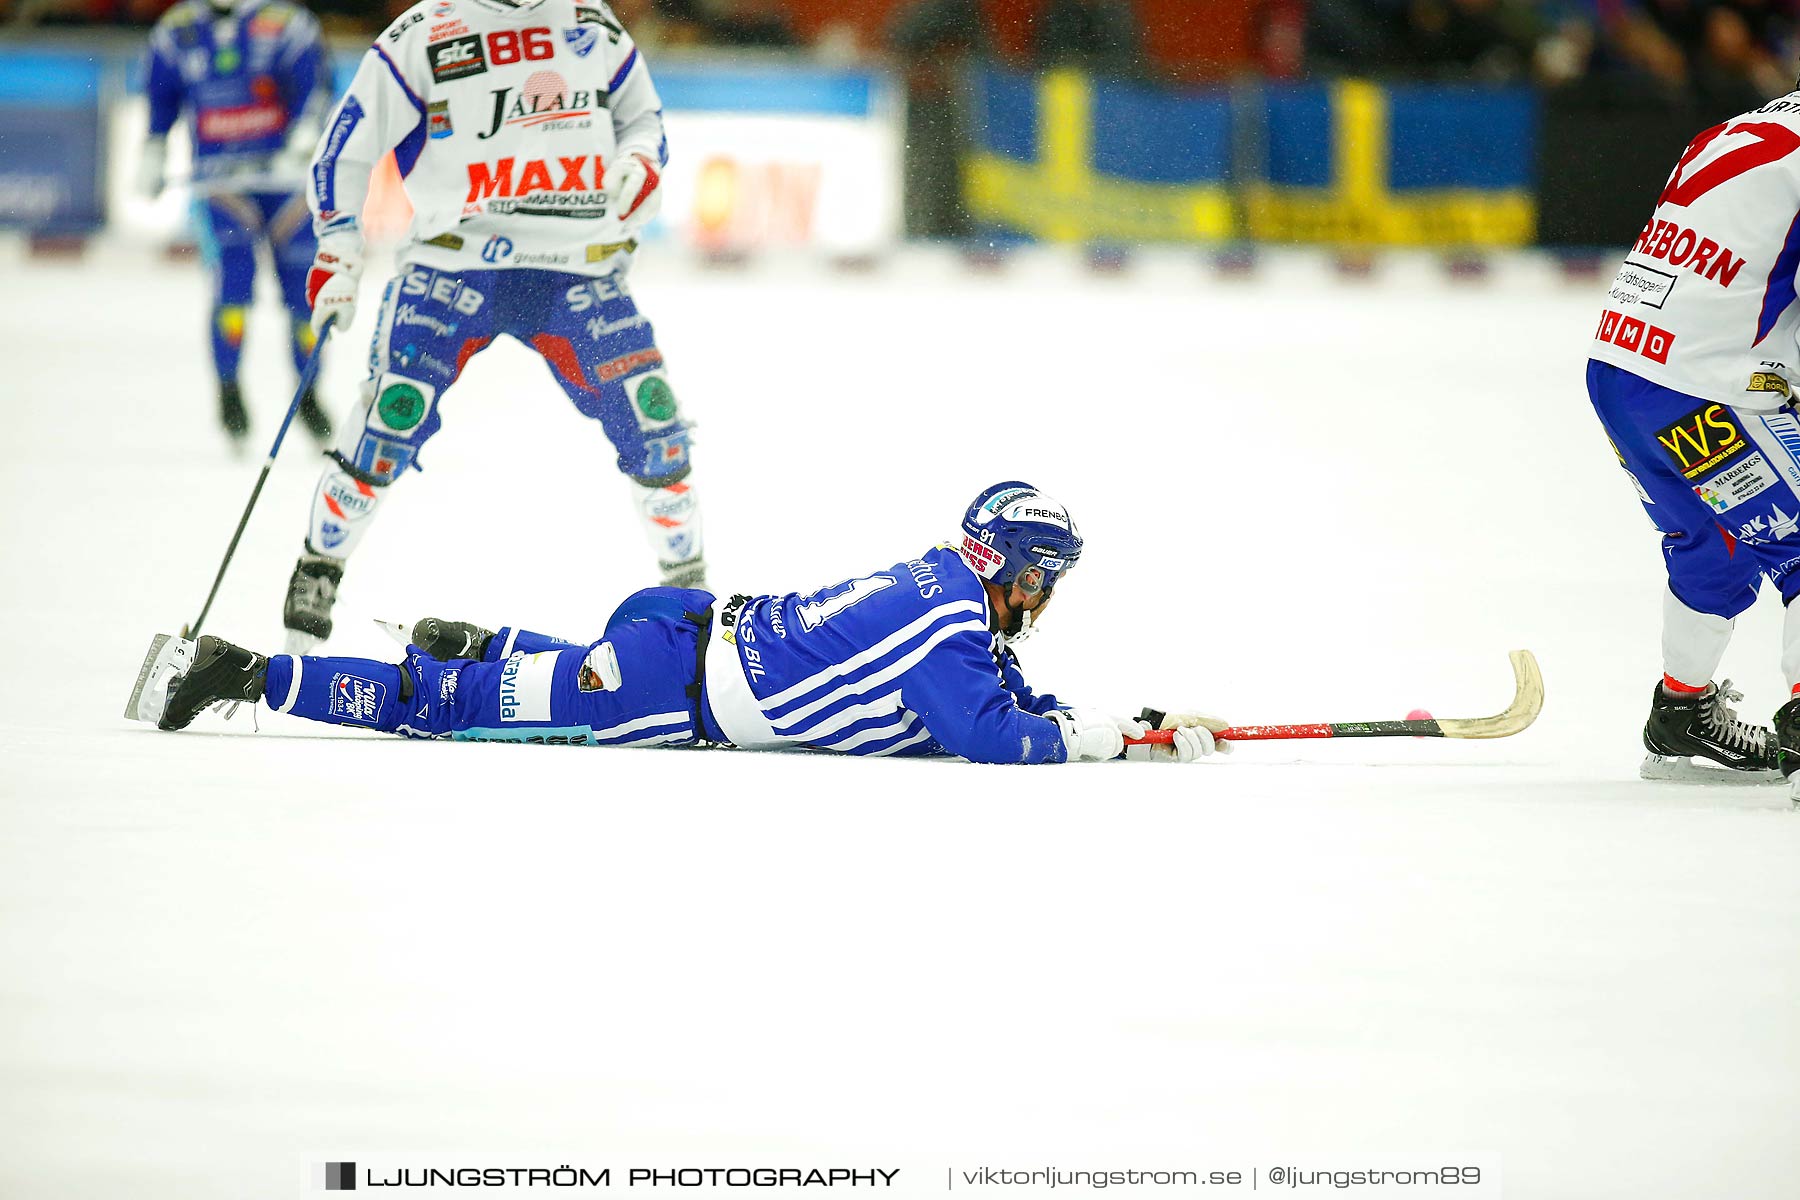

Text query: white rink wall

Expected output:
[1,238,1797,1199]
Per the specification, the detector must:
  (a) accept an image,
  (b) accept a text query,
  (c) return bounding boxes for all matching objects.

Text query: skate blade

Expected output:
[1639,754,1781,785]
[124,633,195,726]
[374,619,410,650]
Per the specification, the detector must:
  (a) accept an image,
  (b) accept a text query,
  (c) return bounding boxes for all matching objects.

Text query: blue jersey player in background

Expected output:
[130,482,1227,765]
[140,0,334,449]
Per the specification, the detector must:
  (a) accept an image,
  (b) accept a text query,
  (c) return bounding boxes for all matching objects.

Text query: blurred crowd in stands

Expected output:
[5,0,1794,116]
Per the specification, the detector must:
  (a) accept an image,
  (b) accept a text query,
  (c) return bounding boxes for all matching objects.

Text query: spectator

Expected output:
[1030,0,1144,77]
[707,0,800,48]
[890,0,993,238]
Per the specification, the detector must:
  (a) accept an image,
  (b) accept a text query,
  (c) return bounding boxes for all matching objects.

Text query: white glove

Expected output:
[1125,712,1232,763]
[136,137,167,198]
[305,231,363,336]
[604,150,662,224]
[1050,708,1130,762]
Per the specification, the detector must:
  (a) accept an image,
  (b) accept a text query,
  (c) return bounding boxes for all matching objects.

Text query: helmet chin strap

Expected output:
[996,601,1035,646]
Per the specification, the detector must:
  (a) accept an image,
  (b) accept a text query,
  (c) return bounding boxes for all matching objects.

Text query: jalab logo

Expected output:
[321,1161,356,1190]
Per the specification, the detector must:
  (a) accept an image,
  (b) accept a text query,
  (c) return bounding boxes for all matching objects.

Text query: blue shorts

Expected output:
[1587,359,1800,617]
[344,263,691,485]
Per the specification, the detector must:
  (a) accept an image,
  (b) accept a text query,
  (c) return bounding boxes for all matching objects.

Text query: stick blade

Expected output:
[1437,648,1543,739]
[124,633,194,726]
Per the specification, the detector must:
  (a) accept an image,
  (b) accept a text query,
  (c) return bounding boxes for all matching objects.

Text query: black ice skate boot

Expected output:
[1641,678,1779,779]
[1772,697,1800,804]
[283,550,345,654]
[297,386,333,444]
[218,380,249,443]
[410,617,495,661]
[159,635,269,731]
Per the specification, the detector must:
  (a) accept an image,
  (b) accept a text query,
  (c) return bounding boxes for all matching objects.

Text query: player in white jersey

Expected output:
[284,0,704,654]
[1587,88,1800,792]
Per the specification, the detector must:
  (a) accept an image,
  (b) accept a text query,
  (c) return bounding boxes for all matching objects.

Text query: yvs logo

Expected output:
[1656,403,1750,481]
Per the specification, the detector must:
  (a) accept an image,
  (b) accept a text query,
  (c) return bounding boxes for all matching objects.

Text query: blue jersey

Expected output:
[703,544,1069,763]
[145,0,325,187]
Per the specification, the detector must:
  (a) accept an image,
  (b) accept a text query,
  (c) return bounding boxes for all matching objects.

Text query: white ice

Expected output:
[2,239,1797,1199]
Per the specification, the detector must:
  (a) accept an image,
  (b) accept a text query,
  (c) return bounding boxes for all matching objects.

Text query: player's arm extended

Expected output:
[901,630,1069,764]
[308,27,431,239]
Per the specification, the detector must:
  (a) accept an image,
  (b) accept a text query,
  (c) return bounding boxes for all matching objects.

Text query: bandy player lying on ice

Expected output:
[1589,85,1800,790]
[127,484,1226,764]
[286,0,704,655]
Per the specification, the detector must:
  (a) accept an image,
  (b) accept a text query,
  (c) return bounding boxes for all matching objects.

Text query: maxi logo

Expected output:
[1656,403,1750,480]
[377,382,428,431]
[465,156,608,218]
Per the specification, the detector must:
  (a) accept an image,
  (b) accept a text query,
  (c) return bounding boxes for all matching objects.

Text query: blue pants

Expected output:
[340,263,691,486]
[193,189,316,385]
[261,588,715,745]
[1588,359,1800,617]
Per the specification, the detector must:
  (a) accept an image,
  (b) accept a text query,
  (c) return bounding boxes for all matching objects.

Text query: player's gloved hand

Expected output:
[1050,708,1129,762]
[136,137,167,198]
[1125,712,1232,763]
[604,151,662,223]
[305,231,363,336]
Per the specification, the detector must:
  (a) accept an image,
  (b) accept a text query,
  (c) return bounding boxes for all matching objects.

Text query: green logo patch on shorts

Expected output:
[635,376,677,422]
[377,382,427,431]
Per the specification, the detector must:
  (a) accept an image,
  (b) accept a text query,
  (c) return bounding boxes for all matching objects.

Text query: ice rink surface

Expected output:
[3,239,1798,1198]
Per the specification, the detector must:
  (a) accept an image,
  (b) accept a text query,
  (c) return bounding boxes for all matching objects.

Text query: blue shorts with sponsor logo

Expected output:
[341,262,691,485]
[1588,358,1800,616]
[264,589,715,746]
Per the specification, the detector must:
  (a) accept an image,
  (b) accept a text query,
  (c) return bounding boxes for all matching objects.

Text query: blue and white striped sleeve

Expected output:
[308,33,427,237]
[901,629,1068,764]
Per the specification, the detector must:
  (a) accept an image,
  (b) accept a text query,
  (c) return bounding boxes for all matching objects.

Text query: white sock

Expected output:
[1662,584,1734,689]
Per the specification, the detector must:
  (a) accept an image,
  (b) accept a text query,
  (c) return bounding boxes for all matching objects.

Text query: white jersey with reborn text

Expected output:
[310,0,665,276]
[1593,93,1800,411]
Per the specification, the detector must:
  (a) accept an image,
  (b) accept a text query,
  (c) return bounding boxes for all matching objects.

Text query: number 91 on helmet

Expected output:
[955,482,1083,641]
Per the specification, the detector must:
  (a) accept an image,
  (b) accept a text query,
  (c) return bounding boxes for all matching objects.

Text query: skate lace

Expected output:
[1699,681,1769,755]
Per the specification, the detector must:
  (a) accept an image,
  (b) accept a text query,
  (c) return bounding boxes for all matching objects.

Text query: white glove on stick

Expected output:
[136,137,168,198]
[1050,708,1130,762]
[305,231,363,336]
[1125,712,1231,763]
[604,151,662,223]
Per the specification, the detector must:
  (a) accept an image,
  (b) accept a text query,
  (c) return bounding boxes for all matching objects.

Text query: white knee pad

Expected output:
[629,477,702,575]
[308,462,386,559]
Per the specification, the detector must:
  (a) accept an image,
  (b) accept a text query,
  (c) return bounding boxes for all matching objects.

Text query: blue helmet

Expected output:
[956,481,1083,596]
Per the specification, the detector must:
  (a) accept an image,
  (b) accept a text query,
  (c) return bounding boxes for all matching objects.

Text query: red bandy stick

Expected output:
[1124,650,1543,745]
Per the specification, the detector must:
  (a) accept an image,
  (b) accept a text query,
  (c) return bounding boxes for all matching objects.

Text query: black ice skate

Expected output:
[297,386,333,444]
[1640,679,1779,781]
[125,634,267,731]
[410,617,495,661]
[660,558,706,590]
[283,550,344,654]
[1773,696,1800,806]
[219,380,249,444]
